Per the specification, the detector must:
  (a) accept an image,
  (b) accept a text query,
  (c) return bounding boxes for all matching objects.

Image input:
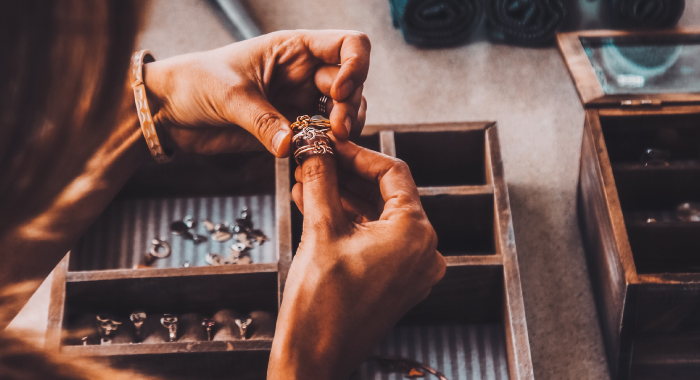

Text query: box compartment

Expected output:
[395,130,486,187]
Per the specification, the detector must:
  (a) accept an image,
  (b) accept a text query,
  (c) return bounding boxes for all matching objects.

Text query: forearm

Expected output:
[0,81,150,327]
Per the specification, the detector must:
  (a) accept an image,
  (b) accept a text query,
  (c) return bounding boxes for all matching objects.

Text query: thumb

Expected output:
[300,154,347,234]
[238,92,292,157]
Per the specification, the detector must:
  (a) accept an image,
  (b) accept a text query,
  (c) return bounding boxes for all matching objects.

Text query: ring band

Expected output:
[318,95,329,115]
[291,115,335,165]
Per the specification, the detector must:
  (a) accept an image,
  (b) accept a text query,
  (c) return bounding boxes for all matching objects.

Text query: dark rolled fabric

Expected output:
[610,0,685,29]
[486,0,566,46]
[389,0,484,48]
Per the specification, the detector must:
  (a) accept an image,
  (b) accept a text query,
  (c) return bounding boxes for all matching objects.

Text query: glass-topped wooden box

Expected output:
[558,28,700,380]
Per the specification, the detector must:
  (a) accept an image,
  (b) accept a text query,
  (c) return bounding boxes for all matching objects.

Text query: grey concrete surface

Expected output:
[9,1,700,379]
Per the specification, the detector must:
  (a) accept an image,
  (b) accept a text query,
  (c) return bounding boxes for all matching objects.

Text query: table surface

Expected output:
[9,1,700,379]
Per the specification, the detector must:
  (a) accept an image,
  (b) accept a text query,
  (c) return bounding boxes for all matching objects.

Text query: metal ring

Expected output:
[149,238,171,258]
[318,95,329,115]
[235,317,252,339]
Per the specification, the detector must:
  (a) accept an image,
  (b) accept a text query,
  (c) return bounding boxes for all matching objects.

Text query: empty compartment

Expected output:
[70,152,277,270]
[601,113,700,165]
[63,271,278,345]
[374,265,509,379]
[395,130,486,186]
[401,265,503,324]
[421,194,496,255]
[629,284,700,380]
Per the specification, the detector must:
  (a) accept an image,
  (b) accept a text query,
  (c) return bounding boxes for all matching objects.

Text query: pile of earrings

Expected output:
[292,115,334,165]
[134,206,269,269]
[205,207,269,266]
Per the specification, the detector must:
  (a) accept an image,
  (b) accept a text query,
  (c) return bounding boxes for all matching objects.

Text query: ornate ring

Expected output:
[235,317,253,339]
[318,95,329,115]
[202,318,216,341]
[130,311,147,341]
[161,314,178,342]
[96,315,122,345]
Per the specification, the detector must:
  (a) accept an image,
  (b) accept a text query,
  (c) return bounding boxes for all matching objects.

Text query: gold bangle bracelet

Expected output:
[131,50,173,163]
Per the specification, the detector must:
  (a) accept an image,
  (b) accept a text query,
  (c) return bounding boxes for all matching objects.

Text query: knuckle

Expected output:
[252,110,281,141]
[302,158,331,184]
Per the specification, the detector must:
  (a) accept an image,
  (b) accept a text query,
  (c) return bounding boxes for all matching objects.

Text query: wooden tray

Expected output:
[46,122,533,380]
[558,29,700,380]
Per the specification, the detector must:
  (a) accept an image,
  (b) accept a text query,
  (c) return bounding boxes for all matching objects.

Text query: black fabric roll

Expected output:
[389,0,484,48]
[486,0,566,46]
[610,0,685,29]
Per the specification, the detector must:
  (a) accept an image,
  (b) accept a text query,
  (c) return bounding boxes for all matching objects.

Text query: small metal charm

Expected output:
[183,216,196,229]
[202,219,216,233]
[640,148,671,166]
[231,242,247,253]
[676,202,700,222]
[202,318,216,341]
[135,238,171,268]
[81,336,89,346]
[96,316,122,345]
[235,318,252,339]
[170,220,189,236]
[182,261,191,268]
[161,314,178,342]
[130,311,147,342]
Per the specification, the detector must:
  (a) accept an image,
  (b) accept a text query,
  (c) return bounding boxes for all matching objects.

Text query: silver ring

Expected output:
[161,314,178,342]
[235,317,252,339]
[149,238,171,259]
[130,311,147,340]
[318,95,329,115]
[202,318,216,341]
[96,315,122,345]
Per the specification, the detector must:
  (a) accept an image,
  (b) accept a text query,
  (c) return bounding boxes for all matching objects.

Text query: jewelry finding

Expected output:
[318,94,329,115]
[130,311,147,342]
[171,216,206,244]
[96,316,122,345]
[639,148,670,166]
[202,318,216,341]
[676,202,700,222]
[235,318,252,339]
[135,238,171,268]
[161,314,178,342]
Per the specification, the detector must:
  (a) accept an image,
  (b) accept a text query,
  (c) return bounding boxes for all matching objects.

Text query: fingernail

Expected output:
[272,130,288,156]
[344,116,353,135]
[337,80,353,100]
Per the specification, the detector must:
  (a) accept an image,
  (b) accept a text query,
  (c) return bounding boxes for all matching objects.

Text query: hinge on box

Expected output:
[620,99,662,107]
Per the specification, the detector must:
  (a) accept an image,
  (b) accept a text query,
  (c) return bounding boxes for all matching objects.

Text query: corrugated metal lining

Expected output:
[356,324,509,380]
[71,195,276,270]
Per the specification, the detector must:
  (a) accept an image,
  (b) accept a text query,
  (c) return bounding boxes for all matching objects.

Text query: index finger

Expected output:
[302,30,371,101]
[333,139,422,221]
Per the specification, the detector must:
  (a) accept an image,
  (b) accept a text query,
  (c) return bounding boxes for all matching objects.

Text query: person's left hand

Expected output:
[142,29,370,157]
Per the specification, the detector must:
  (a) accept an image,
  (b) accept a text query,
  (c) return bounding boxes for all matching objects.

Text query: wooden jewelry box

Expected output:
[558,28,700,380]
[46,122,534,380]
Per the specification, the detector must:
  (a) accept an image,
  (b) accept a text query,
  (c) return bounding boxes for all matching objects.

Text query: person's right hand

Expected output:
[267,141,446,380]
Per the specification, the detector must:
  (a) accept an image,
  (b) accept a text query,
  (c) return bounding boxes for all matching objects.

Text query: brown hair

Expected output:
[0,0,144,228]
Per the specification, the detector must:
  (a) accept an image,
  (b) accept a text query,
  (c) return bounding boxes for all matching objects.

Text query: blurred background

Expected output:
[10,1,700,379]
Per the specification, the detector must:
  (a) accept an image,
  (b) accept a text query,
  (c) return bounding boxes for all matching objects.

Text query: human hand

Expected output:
[268,141,446,380]
[142,30,370,156]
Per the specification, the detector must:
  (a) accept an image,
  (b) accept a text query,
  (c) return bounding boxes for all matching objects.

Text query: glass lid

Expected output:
[580,36,700,95]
